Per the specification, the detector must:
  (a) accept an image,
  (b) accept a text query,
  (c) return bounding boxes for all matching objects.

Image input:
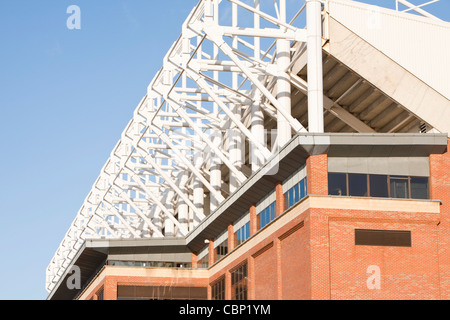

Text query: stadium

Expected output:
[46,0,450,300]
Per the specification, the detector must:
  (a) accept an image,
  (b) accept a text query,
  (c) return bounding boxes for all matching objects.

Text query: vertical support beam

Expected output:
[229,0,242,193]
[225,271,232,300]
[250,204,258,235]
[275,238,282,300]
[228,224,235,252]
[251,0,265,172]
[276,0,292,149]
[249,256,255,300]
[165,190,175,237]
[177,170,189,236]
[306,0,324,133]
[104,278,117,300]
[210,130,222,212]
[306,154,328,195]
[192,253,198,269]
[193,176,205,223]
[275,182,285,217]
[208,239,215,266]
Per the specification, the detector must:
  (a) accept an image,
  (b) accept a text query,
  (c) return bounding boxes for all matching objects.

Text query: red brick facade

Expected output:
[79,141,450,300]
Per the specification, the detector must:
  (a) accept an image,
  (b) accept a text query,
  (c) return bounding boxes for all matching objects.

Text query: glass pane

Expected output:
[270,202,276,222]
[369,174,388,198]
[259,212,265,229]
[245,222,250,240]
[328,173,347,196]
[288,188,294,209]
[390,176,409,199]
[300,179,306,199]
[285,191,290,210]
[348,173,368,197]
[294,183,300,203]
[410,177,429,199]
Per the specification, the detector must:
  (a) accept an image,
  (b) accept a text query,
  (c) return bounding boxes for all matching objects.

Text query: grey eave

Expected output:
[47,237,190,300]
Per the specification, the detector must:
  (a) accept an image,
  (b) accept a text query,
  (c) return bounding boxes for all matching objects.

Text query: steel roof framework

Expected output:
[46,0,442,294]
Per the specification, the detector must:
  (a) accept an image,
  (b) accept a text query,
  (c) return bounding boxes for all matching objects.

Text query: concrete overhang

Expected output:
[47,237,189,300]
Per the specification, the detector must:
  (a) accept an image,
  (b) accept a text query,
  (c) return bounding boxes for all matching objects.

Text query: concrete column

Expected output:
[164,190,175,237]
[193,177,204,223]
[251,0,266,173]
[306,0,324,133]
[177,171,189,236]
[229,1,243,192]
[210,130,222,212]
[276,0,292,149]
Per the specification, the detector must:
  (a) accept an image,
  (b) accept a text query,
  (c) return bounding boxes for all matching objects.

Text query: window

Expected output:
[198,254,209,269]
[410,177,429,200]
[215,240,228,261]
[211,277,225,300]
[235,222,250,247]
[328,173,347,196]
[369,174,388,198]
[390,176,409,199]
[328,173,429,200]
[355,229,412,247]
[348,173,368,197]
[285,178,308,210]
[231,262,248,300]
[258,202,276,230]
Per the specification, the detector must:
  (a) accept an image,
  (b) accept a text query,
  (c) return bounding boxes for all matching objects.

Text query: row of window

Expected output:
[258,202,276,230]
[285,177,307,211]
[206,172,429,268]
[328,173,429,200]
[215,240,228,261]
[235,221,250,247]
[108,260,191,268]
[211,262,248,300]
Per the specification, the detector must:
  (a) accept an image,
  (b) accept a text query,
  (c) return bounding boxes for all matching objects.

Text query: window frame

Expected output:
[328,173,430,200]
[230,262,248,301]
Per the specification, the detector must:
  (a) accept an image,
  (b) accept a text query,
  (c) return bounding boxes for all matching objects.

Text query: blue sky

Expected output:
[0,0,448,300]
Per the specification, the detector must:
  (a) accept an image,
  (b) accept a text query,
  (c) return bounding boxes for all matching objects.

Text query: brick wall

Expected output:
[307,154,328,195]
[431,138,450,299]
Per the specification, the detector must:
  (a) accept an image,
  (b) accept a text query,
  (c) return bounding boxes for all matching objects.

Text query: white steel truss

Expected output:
[46,0,441,293]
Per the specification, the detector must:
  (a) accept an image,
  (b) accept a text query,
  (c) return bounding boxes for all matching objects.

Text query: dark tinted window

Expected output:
[410,177,429,199]
[390,176,409,199]
[211,277,225,300]
[215,240,228,261]
[231,263,248,300]
[369,174,388,198]
[348,173,368,197]
[355,229,411,247]
[328,173,347,196]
